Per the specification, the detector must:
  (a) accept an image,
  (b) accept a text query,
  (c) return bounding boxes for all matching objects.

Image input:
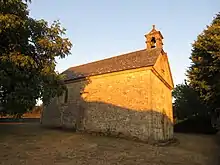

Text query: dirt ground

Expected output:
[0,123,219,165]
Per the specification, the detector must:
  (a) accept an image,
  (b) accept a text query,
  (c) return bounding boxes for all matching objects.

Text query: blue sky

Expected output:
[29,0,220,86]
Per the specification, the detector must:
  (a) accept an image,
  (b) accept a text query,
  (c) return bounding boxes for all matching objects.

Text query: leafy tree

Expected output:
[172,81,211,121]
[187,13,220,110]
[0,0,72,117]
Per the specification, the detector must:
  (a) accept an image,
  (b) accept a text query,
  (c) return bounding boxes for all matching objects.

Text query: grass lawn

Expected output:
[0,123,219,165]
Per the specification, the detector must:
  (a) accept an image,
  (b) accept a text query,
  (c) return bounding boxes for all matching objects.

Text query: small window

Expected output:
[64,88,68,103]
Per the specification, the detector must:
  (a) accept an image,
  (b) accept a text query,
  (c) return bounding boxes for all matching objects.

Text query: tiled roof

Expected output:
[62,48,162,81]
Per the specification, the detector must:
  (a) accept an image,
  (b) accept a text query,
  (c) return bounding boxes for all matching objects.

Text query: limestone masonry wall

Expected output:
[150,70,173,140]
[41,68,173,142]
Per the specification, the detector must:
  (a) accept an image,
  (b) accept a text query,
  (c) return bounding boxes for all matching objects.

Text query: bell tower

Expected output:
[145,25,164,50]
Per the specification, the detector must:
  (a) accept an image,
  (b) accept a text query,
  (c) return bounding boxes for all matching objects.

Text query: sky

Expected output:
[29,0,220,86]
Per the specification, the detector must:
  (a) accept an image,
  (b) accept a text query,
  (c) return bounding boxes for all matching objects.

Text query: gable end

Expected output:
[152,52,174,89]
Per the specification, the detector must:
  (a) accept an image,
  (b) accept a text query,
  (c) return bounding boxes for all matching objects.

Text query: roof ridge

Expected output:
[68,49,146,71]
[62,48,162,81]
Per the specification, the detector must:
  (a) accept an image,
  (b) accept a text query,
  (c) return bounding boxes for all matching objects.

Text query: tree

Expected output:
[172,81,210,121]
[0,0,72,117]
[187,13,220,111]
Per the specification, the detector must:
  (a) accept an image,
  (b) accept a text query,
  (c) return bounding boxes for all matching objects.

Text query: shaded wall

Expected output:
[41,98,62,127]
[41,68,174,142]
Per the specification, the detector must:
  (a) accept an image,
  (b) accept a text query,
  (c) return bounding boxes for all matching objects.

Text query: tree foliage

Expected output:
[172,82,211,121]
[187,13,220,110]
[0,0,72,116]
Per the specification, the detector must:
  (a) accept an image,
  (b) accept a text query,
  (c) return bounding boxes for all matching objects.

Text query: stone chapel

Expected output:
[41,25,174,142]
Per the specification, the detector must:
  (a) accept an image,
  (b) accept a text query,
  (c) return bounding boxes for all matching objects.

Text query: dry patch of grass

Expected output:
[0,124,219,165]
